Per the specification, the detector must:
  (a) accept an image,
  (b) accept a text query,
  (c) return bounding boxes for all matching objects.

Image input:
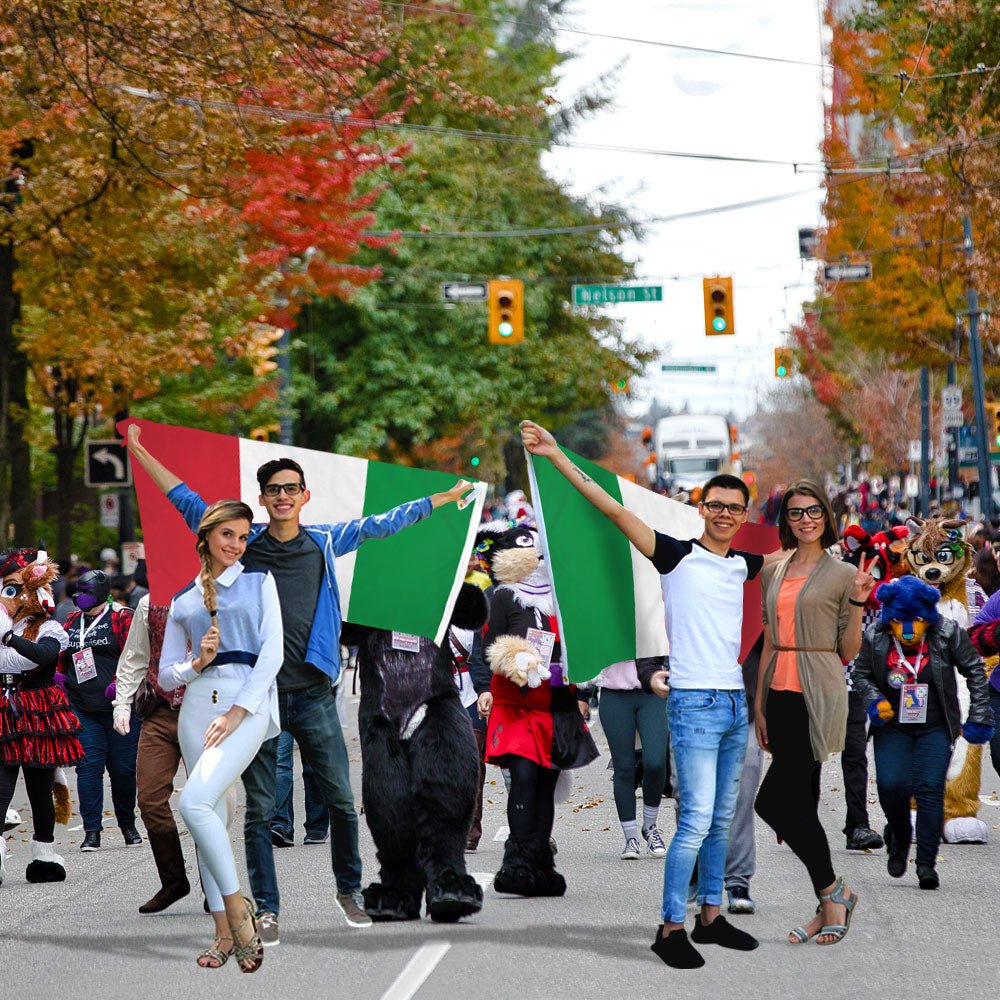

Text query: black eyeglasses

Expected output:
[703,500,748,516]
[786,504,825,521]
[262,482,305,497]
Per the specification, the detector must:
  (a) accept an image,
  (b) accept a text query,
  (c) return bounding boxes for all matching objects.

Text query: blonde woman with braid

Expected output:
[159,500,282,973]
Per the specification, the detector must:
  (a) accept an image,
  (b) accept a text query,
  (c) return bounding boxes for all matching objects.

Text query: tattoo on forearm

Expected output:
[570,463,593,484]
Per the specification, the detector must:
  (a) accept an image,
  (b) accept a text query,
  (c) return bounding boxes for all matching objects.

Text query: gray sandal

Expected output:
[788,904,821,944]
[816,877,858,945]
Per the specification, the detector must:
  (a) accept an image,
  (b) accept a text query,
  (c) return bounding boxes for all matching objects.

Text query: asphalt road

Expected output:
[4,683,1000,1000]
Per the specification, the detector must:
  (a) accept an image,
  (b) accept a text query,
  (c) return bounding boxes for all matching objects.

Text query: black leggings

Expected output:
[0,764,55,842]
[754,690,836,894]
[506,756,560,842]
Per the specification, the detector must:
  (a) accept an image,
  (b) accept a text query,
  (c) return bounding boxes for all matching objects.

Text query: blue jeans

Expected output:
[242,684,360,916]
[873,723,952,866]
[74,708,141,833]
[661,689,747,923]
[271,728,330,841]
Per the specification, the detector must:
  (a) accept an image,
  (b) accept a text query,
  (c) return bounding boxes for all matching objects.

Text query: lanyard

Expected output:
[78,606,109,646]
[890,636,926,680]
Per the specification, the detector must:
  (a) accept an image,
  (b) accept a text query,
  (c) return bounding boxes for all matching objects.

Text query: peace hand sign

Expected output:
[851,555,877,604]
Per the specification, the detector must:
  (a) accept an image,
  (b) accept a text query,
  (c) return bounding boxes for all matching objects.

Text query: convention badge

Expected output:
[899,683,929,724]
[392,632,421,653]
[887,668,908,690]
[72,646,98,683]
[525,627,556,670]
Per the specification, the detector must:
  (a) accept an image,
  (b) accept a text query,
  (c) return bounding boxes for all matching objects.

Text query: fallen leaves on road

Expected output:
[571,797,603,813]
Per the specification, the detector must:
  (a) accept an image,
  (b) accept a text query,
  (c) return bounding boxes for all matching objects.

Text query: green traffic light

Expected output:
[470,456,481,467]
[498,321,514,338]
[776,365,788,377]
[712,317,727,332]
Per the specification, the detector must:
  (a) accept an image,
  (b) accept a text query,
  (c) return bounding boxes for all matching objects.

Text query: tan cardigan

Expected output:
[760,552,856,761]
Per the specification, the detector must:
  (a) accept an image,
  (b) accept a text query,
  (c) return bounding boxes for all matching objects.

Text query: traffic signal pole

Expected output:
[964,216,993,521]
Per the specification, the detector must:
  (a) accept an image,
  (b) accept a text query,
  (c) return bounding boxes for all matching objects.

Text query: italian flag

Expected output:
[526,446,777,683]
[122,419,485,643]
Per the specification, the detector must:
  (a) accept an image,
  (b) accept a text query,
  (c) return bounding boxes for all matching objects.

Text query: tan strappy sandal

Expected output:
[196,935,233,969]
[229,897,264,973]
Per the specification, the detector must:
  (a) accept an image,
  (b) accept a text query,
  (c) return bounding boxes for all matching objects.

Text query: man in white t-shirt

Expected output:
[521,420,773,970]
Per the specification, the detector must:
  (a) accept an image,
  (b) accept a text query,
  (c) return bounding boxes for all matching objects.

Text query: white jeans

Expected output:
[178,671,268,912]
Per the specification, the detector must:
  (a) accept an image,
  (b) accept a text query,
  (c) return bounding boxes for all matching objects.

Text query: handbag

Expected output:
[133,677,165,720]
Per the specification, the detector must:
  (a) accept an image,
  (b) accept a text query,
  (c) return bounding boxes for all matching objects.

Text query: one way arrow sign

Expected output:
[85,440,132,488]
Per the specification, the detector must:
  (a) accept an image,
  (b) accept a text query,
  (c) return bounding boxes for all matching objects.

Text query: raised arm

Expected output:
[520,420,655,558]
[126,424,182,496]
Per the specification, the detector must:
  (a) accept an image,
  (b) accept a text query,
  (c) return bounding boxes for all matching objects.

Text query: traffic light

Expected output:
[774,347,793,378]
[488,278,524,344]
[986,401,1000,448]
[610,377,630,394]
[703,276,734,336]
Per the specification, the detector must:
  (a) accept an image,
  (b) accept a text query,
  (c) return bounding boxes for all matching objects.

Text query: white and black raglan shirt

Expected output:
[649,532,764,690]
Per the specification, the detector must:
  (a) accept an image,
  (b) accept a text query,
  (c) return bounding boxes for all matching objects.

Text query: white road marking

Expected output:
[67,824,83,832]
[379,942,451,1000]
[470,872,494,890]
[978,795,1000,807]
[492,825,509,842]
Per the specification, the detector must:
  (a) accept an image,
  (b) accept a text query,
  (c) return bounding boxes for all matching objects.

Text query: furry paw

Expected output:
[488,637,542,687]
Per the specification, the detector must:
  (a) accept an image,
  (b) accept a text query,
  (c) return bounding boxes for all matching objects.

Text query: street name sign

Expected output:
[85,440,132,488]
[573,284,663,305]
[661,363,718,373]
[823,262,872,282]
[441,282,488,302]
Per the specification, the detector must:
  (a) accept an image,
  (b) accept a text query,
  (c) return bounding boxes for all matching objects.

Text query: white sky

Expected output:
[543,0,827,420]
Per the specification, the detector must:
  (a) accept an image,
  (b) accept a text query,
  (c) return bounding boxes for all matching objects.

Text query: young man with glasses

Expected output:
[520,420,777,970]
[126,426,471,940]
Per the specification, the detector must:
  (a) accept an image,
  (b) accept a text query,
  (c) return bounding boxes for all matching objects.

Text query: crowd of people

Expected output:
[2,419,1000,974]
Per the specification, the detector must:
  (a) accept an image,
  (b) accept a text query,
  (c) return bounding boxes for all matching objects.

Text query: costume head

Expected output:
[903,516,970,595]
[74,569,111,610]
[841,525,910,595]
[0,546,59,640]
[474,521,541,585]
[878,575,940,646]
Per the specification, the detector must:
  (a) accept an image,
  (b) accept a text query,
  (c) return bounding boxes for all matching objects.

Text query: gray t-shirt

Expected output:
[244,528,326,691]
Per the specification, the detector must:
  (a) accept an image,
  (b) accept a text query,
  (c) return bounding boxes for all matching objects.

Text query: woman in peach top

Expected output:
[754,480,875,947]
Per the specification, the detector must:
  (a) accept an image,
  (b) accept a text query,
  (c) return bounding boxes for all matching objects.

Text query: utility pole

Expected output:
[919,366,930,516]
[964,216,993,521]
[946,356,960,503]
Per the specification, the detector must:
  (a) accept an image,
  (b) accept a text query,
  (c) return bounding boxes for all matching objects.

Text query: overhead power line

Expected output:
[369,0,832,70]
[365,188,821,239]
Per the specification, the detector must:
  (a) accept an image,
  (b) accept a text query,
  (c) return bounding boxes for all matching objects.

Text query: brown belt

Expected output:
[774,646,836,653]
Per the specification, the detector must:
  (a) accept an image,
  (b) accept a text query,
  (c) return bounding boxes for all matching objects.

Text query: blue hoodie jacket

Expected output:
[167,482,433,682]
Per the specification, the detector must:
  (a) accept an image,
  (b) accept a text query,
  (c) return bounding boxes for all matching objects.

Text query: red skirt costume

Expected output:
[484,588,597,771]
[1,618,83,769]
[486,673,597,770]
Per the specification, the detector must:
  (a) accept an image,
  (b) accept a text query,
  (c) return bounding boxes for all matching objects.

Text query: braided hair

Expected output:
[195,499,255,620]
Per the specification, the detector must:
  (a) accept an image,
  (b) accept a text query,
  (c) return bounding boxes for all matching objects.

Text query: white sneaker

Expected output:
[620,837,641,860]
[642,825,667,858]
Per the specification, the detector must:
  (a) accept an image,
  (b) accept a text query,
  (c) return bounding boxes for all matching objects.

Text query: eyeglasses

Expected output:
[703,500,748,516]
[786,504,825,521]
[262,482,305,497]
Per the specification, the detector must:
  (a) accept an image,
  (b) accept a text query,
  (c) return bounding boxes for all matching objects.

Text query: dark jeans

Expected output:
[988,688,1000,781]
[873,723,952,866]
[599,688,668,823]
[75,707,141,833]
[271,728,330,841]
[755,691,835,894]
[841,688,872,834]
[242,683,361,916]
